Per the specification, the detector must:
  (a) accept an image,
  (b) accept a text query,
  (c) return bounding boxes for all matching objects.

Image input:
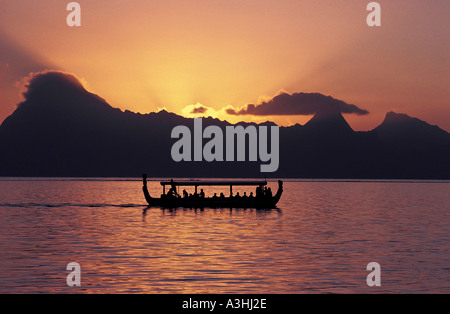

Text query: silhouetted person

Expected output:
[183,189,188,198]
[212,193,218,199]
[220,193,225,199]
[249,192,254,199]
[235,192,241,199]
[243,192,248,199]
[256,186,263,198]
[168,186,179,198]
[200,189,205,198]
[167,179,179,198]
[267,187,273,198]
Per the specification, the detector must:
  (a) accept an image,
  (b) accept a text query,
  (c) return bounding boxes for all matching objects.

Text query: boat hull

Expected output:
[142,175,283,209]
[144,193,280,209]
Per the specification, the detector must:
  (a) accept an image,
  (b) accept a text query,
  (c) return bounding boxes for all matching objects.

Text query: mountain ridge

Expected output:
[0,73,449,179]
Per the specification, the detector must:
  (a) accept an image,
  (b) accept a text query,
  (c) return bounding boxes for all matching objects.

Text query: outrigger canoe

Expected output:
[142,174,283,209]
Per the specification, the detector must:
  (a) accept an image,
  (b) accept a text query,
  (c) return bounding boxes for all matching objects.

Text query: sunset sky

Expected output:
[0,0,449,131]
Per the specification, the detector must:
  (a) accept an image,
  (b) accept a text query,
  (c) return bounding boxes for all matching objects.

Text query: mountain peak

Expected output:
[375,111,449,146]
[382,111,418,125]
[304,110,353,134]
[378,111,447,132]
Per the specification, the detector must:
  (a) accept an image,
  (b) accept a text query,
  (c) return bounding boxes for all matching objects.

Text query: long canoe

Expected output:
[142,174,283,209]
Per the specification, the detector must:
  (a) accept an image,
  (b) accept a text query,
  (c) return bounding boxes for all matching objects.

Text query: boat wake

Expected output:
[0,203,147,209]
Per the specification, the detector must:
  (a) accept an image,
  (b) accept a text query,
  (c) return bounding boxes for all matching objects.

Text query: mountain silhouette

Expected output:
[304,110,353,136]
[0,72,449,179]
[375,112,449,148]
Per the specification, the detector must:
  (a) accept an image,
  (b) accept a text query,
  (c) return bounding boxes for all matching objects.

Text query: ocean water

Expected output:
[0,178,448,294]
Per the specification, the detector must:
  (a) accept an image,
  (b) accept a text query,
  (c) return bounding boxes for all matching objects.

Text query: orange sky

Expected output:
[0,0,449,131]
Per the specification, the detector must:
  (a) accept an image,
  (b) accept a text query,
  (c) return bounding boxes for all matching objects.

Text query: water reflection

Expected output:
[0,179,448,293]
[142,206,282,221]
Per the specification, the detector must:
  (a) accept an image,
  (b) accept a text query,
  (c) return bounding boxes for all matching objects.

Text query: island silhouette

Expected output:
[0,72,449,179]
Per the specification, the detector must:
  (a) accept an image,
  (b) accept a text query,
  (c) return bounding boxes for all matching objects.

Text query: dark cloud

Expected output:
[226,91,369,116]
[22,71,86,100]
[190,105,209,114]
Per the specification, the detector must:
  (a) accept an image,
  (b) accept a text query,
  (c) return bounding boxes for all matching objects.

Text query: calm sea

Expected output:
[0,178,448,294]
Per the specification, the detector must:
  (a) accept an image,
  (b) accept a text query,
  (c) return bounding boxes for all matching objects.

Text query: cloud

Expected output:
[190,105,209,114]
[21,70,87,101]
[226,91,369,116]
[181,103,222,118]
